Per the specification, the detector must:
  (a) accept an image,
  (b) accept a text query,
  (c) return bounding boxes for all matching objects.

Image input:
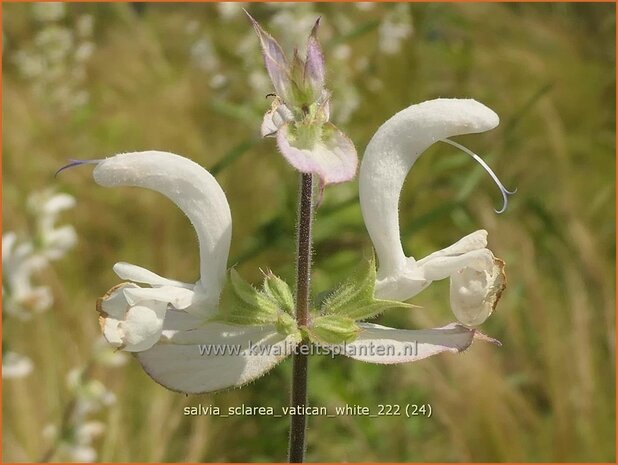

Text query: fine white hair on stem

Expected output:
[441,138,517,214]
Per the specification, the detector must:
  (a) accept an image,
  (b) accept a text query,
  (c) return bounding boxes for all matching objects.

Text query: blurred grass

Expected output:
[2,2,615,462]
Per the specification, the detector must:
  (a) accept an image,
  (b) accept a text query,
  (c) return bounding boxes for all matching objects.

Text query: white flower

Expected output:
[2,231,53,316]
[217,2,247,21]
[81,151,299,393]
[76,15,94,38]
[378,5,413,55]
[32,2,66,22]
[67,103,510,389]
[3,190,75,318]
[360,98,510,327]
[2,351,34,379]
[29,190,77,260]
[322,99,510,363]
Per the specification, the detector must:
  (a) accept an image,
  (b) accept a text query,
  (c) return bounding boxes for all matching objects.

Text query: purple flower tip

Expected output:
[55,159,102,178]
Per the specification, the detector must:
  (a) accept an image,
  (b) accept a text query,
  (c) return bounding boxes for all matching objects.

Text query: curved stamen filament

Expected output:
[442,139,517,214]
[55,159,103,177]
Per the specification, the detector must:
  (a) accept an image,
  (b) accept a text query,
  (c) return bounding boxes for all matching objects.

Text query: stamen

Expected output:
[55,159,102,177]
[442,139,517,214]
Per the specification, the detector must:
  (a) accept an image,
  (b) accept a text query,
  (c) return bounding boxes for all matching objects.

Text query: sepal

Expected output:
[320,258,417,321]
[307,314,360,344]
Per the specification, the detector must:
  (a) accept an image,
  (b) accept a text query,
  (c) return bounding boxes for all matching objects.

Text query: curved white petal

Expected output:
[42,193,76,215]
[43,225,77,260]
[98,283,169,352]
[119,303,168,352]
[122,286,195,310]
[136,323,300,394]
[450,256,506,326]
[93,151,232,309]
[331,322,498,364]
[359,99,499,278]
[98,283,140,319]
[113,262,193,289]
[417,230,488,264]
[261,100,293,137]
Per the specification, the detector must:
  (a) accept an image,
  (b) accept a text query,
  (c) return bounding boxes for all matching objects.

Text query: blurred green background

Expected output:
[2,2,615,462]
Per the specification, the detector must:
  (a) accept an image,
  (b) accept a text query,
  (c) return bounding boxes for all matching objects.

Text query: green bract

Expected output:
[215,269,294,329]
[306,315,360,344]
[319,257,417,321]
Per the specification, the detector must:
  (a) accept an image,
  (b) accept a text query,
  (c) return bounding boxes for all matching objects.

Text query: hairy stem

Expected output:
[288,173,314,463]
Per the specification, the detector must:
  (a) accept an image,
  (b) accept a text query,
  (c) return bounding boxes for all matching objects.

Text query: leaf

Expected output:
[321,257,417,321]
[307,315,360,344]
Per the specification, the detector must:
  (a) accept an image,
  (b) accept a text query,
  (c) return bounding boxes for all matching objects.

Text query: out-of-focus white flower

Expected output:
[32,2,66,22]
[75,41,95,63]
[13,50,46,78]
[46,417,105,462]
[248,69,270,95]
[209,73,228,89]
[64,444,97,463]
[34,26,74,63]
[378,5,414,55]
[355,2,376,11]
[190,37,219,72]
[217,2,247,21]
[76,15,94,38]
[29,190,78,260]
[185,20,200,35]
[268,4,319,50]
[12,12,95,112]
[3,232,53,317]
[65,369,116,427]
[2,351,34,379]
[333,44,351,61]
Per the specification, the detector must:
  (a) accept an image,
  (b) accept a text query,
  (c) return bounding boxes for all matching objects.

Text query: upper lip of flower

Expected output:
[93,151,232,308]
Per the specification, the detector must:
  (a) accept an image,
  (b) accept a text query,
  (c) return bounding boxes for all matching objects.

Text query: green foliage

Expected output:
[215,269,299,338]
[320,257,416,321]
[215,269,279,325]
[262,271,295,315]
[306,314,360,344]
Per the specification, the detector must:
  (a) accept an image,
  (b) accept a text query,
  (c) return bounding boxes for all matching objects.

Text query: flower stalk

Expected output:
[288,172,314,462]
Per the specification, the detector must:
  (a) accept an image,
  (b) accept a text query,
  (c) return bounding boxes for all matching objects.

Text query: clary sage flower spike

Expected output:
[58,24,510,397]
[59,109,506,392]
[360,98,509,327]
[248,12,358,187]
